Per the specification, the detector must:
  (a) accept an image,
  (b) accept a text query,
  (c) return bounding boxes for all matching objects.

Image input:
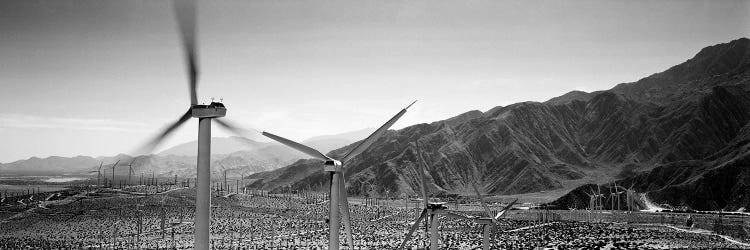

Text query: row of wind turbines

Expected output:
[584,182,639,216]
[108,0,532,249]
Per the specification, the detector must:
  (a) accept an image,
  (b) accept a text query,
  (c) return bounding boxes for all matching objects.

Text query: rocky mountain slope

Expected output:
[250,38,750,211]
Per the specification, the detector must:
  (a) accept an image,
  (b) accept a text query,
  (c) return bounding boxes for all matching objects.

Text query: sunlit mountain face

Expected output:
[252,38,750,211]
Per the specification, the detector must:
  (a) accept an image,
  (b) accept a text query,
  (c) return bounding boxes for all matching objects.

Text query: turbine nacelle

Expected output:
[426,202,448,210]
[323,160,344,172]
[191,102,227,118]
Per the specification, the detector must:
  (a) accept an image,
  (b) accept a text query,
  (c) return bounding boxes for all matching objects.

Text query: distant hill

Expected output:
[250,38,750,212]
[0,152,294,178]
[0,155,101,175]
[0,128,374,177]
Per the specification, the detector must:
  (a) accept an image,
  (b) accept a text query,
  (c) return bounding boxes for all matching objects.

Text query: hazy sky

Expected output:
[1,0,748,163]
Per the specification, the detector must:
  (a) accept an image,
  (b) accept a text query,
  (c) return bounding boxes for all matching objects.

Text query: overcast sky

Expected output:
[1,0,748,163]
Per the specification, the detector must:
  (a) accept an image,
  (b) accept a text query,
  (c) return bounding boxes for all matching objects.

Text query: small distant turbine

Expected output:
[128,159,136,186]
[111,160,120,189]
[96,162,103,187]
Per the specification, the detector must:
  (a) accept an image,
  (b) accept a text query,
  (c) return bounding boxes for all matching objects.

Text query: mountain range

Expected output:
[157,128,373,157]
[0,128,373,177]
[248,38,750,211]
[3,38,748,211]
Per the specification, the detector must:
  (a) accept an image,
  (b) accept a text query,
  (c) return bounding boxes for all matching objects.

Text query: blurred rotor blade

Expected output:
[214,118,261,139]
[173,0,199,105]
[494,198,518,220]
[111,160,120,169]
[415,141,429,207]
[137,108,192,155]
[97,162,103,171]
[471,182,494,218]
[399,209,428,250]
[262,132,330,161]
[342,100,416,163]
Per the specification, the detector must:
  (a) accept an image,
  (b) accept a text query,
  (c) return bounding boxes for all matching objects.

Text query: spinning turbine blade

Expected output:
[399,209,428,249]
[174,0,199,105]
[139,108,192,154]
[342,100,416,163]
[494,198,518,220]
[215,118,261,139]
[262,132,329,161]
[471,182,494,218]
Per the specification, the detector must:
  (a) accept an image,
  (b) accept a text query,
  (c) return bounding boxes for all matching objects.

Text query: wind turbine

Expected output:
[609,185,614,211]
[111,160,120,189]
[584,189,595,222]
[471,182,518,250]
[96,162,104,187]
[220,164,233,195]
[399,141,514,250]
[132,0,254,248]
[128,160,136,187]
[399,140,449,250]
[103,170,108,188]
[240,169,252,194]
[626,183,637,212]
[598,186,605,222]
[262,101,415,250]
[587,186,603,222]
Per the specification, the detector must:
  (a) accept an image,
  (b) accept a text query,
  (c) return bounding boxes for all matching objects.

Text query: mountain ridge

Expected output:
[249,38,750,211]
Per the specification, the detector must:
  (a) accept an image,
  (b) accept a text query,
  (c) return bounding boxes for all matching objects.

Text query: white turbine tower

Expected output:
[262,101,416,250]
